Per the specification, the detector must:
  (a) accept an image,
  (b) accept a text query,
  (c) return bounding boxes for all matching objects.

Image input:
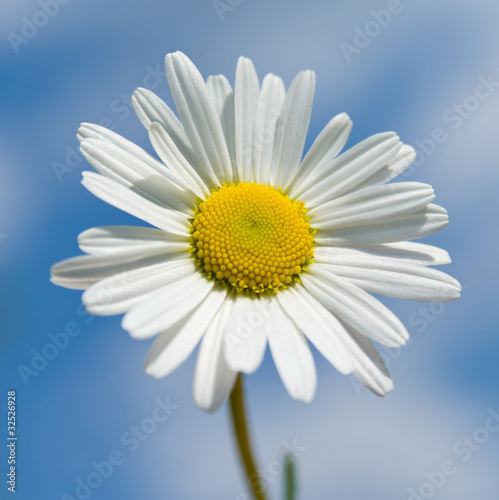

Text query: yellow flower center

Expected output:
[191,182,315,294]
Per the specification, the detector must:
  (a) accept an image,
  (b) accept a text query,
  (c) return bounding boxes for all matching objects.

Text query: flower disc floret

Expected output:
[191,182,315,293]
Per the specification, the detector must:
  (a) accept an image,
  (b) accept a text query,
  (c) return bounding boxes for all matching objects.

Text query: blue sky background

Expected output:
[1,0,499,499]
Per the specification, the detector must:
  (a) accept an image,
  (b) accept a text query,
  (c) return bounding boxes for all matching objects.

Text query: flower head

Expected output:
[191,182,315,293]
[51,52,461,411]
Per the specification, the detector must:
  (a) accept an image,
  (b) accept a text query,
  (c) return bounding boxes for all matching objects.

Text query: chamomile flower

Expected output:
[51,52,460,411]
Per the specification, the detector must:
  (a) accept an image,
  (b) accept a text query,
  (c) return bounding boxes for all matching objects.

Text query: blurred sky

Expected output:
[1,0,499,499]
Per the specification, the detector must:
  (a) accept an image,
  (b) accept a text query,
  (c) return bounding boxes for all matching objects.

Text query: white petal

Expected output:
[50,251,168,290]
[314,204,449,246]
[149,122,210,198]
[266,303,317,403]
[206,75,236,169]
[302,270,409,348]
[165,51,232,185]
[78,226,190,256]
[339,326,393,397]
[77,122,167,167]
[234,57,260,182]
[282,279,393,396]
[277,286,353,375]
[207,74,232,115]
[308,182,435,230]
[77,123,192,204]
[82,172,190,237]
[312,259,461,302]
[82,257,194,315]
[286,112,352,196]
[252,74,286,185]
[271,70,315,189]
[122,271,213,339]
[144,287,228,378]
[314,242,452,267]
[130,87,197,166]
[223,295,269,374]
[373,241,451,265]
[193,300,237,412]
[80,137,193,212]
[295,132,401,207]
[360,144,416,187]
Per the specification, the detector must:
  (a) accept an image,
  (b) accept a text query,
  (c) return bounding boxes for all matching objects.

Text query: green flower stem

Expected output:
[284,454,296,500]
[229,373,268,500]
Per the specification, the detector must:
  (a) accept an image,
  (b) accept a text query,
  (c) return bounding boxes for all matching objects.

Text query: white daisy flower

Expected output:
[51,52,461,412]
